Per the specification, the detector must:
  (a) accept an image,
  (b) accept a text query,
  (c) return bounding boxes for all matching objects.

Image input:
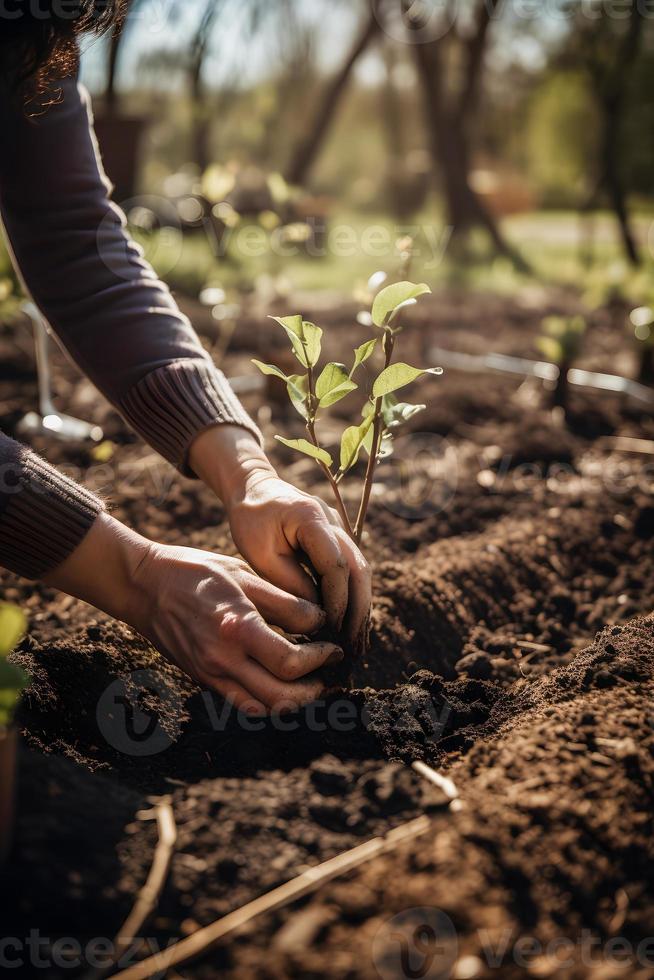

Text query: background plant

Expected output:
[0,603,28,730]
[253,280,441,544]
[537,314,587,412]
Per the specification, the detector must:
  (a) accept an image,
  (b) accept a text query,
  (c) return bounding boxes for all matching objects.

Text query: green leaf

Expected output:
[274,436,332,467]
[251,359,288,382]
[316,363,358,407]
[321,382,357,408]
[360,427,393,460]
[270,314,303,337]
[316,362,348,399]
[371,281,431,328]
[339,416,374,473]
[536,336,563,364]
[372,363,430,398]
[0,603,26,659]
[270,316,322,368]
[382,400,427,429]
[350,339,377,378]
[300,322,322,368]
[286,373,309,420]
[362,423,375,457]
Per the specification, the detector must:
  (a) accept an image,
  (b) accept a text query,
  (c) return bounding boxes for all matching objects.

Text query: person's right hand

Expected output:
[44,513,342,714]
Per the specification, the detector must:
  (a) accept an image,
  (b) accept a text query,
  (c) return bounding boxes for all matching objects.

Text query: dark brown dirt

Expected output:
[2,292,654,978]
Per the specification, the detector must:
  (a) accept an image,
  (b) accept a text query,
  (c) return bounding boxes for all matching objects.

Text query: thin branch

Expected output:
[87,802,176,980]
[305,362,355,539]
[353,408,383,545]
[285,8,381,186]
[108,814,432,980]
[353,333,394,543]
[411,761,459,801]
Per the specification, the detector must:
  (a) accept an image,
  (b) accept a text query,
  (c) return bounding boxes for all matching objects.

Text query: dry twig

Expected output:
[86,800,177,980]
[108,814,431,980]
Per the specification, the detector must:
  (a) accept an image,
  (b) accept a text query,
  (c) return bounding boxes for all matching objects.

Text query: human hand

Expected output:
[226,473,372,653]
[189,426,372,653]
[45,514,342,714]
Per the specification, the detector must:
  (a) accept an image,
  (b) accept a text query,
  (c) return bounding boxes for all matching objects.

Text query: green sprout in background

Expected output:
[537,314,587,413]
[253,280,441,545]
[0,603,28,729]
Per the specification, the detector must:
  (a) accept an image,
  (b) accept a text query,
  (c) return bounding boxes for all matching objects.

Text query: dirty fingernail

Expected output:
[327,647,344,665]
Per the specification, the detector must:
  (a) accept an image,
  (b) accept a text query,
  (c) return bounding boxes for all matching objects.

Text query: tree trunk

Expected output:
[105,0,138,115]
[412,35,527,269]
[285,11,381,187]
[602,102,639,266]
[586,2,644,266]
[191,58,211,173]
[189,0,222,173]
[105,30,121,115]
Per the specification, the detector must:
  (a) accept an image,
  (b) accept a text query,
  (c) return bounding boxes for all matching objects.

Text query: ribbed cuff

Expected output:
[0,444,104,580]
[119,358,263,476]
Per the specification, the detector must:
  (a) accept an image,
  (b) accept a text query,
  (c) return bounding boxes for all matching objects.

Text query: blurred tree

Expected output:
[98,0,149,201]
[105,0,144,115]
[408,0,526,267]
[284,7,381,187]
[190,0,224,171]
[254,6,317,167]
[570,1,645,265]
[621,50,654,196]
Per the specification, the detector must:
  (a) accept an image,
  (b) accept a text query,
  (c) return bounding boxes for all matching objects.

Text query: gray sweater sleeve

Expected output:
[0,74,261,579]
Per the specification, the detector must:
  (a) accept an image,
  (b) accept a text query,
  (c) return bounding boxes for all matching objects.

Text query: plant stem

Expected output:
[305,363,356,540]
[353,331,395,544]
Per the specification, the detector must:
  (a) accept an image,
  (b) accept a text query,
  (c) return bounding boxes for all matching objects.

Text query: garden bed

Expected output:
[2,291,654,978]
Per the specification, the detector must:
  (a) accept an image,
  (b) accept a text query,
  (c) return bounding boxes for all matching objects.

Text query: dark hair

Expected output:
[1,1,123,95]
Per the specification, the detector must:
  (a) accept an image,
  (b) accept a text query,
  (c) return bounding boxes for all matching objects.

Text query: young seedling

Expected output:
[253,280,441,545]
[629,306,654,384]
[537,314,586,413]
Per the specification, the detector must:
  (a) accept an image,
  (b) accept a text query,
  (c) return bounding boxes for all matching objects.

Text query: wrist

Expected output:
[188,424,277,509]
[43,512,154,627]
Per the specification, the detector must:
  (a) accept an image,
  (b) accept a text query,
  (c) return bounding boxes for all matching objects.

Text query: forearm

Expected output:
[42,512,150,626]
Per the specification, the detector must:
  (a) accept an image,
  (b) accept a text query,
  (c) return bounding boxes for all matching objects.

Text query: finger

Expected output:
[261,554,319,605]
[240,613,342,680]
[238,657,326,712]
[296,519,350,632]
[333,528,373,651]
[204,678,267,717]
[240,574,326,635]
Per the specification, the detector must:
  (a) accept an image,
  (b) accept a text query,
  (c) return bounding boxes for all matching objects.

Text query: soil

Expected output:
[2,290,654,978]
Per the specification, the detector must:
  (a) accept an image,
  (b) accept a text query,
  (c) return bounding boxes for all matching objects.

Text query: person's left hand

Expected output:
[226,472,372,652]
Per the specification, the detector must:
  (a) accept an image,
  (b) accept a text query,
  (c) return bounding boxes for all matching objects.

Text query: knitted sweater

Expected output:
[0,75,260,579]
